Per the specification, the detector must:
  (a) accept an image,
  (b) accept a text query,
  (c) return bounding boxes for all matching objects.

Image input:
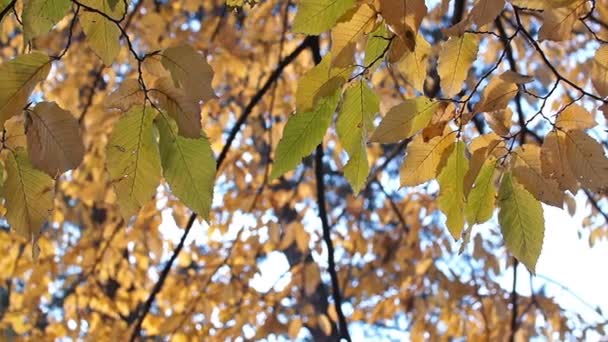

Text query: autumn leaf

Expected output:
[541,130,579,193]
[554,104,597,131]
[378,0,426,46]
[25,101,85,176]
[437,141,469,239]
[370,97,439,143]
[157,115,215,220]
[470,0,505,27]
[80,11,121,66]
[105,78,145,112]
[0,52,51,128]
[161,45,216,101]
[396,33,431,93]
[400,130,455,187]
[336,81,378,193]
[296,53,351,112]
[330,4,376,67]
[292,0,356,35]
[270,90,341,180]
[498,172,545,274]
[151,77,202,139]
[512,144,565,207]
[465,157,497,225]
[564,130,608,192]
[2,149,54,240]
[22,0,71,41]
[474,72,519,114]
[592,45,608,98]
[438,33,479,97]
[106,105,162,218]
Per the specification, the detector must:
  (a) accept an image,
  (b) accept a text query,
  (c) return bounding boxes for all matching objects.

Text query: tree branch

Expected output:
[128,35,314,341]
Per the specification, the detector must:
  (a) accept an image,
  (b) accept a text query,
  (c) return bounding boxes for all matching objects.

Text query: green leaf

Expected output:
[370,96,438,143]
[336,81,378,193]
[2,149,54,240]
[80,11,121,66]
[270,90,341,180]
[0,52,51,128]
[107,106,162,218]
[78,0,126,20]
[157,115,216,220]
[292,0,356,35]
[364,24,391,68]
[296,53,351,112]
[22,0,72,41]
[498,172,545,274]
[437,141,469,239]
[151,77,202,139]
[161,45,215,102]
[465,157,497,225]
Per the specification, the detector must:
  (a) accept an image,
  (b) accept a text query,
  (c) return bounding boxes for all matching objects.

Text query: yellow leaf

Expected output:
[105,78,145,112]
[592,45,608,98]
[474,72,519,113]
[484,108,513,136]
[80,11,121,66]
[470,0,505,27]
[512,144,564,207]
[288,319,303,339]
[538,3,584,41]
[161,45,216,101]
[437,141,469,239]
[2,149,54,240]
[396,33,431,93]
[400,130,455,187]
[0,52,51,128]
[292,0,356,35]
[151,77,202,139]
[438,33,479,97]
[296,53,351,112]
[330,4,377,67]
[555,104,597,131]
[318,314,333,336]
[370,96,438,143]
[564,130,608,191]
[379,0,426,42]
[541,130,579,193]
[22,0,71,41]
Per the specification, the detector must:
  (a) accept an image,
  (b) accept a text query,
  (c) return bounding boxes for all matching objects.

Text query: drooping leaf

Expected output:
[336,81,378,193]
[555,104,597,131]
[396,33,431,93]
[541,130,579,193]
[2,149,54,240]
[330,3,376,67]
[22,0,72,41]
[296,53,351,112]
[161,45,216,101]
[25,102,85,176]
[497,172,545,274]
[106,106,162,218]
[0,52,51,128]
[105,78,145,112]
[292,0,356,35]
[400,130,455,187]
[370,96,438,143]
[270,90,341,180]
[591,45,608,98]
[437,141,469,239]
[80,11,121,66]
[465,157,497,225]
[470,0,505,27]
[151,77,202,139]
[564,130,608,191]
[157,115,215,220]
[512,144,564,207]
[438,33,479,98]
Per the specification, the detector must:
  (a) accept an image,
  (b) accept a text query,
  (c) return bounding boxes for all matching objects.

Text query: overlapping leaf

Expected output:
[437,141,469,239]
[438,33,479,98]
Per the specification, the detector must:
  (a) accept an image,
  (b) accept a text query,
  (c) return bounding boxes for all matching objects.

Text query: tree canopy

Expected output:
[0,0,606,340]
